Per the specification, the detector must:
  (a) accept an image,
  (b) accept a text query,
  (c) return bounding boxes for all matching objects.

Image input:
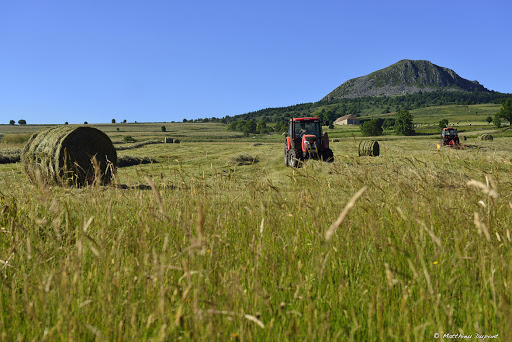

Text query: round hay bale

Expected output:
[164,137,174,143]
[174,139,181,144]
[480,134,493,141]
[22,126,117,186]
[358,140,379,157]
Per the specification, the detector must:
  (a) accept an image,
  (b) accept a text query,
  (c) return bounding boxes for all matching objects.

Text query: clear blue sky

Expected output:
[1,0,511,124]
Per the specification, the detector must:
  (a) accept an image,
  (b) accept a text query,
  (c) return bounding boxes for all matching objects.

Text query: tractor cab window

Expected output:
[294,121,320,138]
[444,129,457,136]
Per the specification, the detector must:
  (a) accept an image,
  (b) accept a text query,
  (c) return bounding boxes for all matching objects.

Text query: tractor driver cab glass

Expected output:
[446,129,457,136]
[295,121,321,138]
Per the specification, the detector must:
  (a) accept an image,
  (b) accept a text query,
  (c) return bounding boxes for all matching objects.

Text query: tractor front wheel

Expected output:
[287,149,298,168]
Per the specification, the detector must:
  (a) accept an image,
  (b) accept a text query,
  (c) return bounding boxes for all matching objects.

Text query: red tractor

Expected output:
[284,117,334,167]
[439,127,460,148]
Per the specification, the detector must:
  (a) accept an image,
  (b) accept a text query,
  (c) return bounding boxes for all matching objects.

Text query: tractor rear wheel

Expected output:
[322,148,334,162]
[284,143,289,166]
[287,149,298,168]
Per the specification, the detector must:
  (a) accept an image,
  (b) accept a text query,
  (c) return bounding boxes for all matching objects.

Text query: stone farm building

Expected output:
[333,114,360,125]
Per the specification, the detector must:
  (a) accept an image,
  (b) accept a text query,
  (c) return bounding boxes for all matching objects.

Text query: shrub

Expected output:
[360,119,383,136]
[123,135,136,143]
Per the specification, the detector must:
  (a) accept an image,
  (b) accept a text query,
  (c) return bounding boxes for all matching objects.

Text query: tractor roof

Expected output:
[290,117,320,122]
[443,127,457,130]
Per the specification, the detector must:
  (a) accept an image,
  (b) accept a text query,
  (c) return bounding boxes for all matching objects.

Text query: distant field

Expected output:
[360,103,502,124]
[0,103,506,145]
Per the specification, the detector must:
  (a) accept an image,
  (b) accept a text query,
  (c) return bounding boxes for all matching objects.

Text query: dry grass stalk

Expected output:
[467,180,498,198]
[325,186,367,241]
[145,177,164,215]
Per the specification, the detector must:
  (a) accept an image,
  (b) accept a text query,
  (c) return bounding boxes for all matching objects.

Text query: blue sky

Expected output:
[1,0,511,124]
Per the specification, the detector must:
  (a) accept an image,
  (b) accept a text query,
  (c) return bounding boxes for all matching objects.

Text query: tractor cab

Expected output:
[440,127,460,146]
[284,117,333,167]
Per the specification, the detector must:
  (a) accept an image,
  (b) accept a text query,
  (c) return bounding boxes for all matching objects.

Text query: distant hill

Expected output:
[323,59,490,101]
[200,60,511,125]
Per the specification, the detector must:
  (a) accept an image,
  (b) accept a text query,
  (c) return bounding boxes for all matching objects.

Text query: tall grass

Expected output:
[1,139,511,340]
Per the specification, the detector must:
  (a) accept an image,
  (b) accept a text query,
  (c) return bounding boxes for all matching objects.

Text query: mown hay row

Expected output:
[115,140,163,151]
[0,149,21,164]
[231,153,259,166]
[358,140,380,157]
[22,126,117,186]
[117,155,157,167]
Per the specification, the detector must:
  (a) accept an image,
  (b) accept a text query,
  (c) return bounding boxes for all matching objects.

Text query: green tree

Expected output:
[235,120,247,132]
[274,121,287,133]
[360,119,383,136]
[256,120,268,134]
[497,98,512,124]
[493,114,502,128]
[9,120,15,125]
[64,122,69,125]
[394,110,415,136]
[161,125,166,132]
[439,119,449,129]
[382,118,395,130]
[112,119,116,124]
[18,119,27,125]
[242,120,257,135]
[84,121,88,124]
[322,110,335,124]
[485,116,493,124]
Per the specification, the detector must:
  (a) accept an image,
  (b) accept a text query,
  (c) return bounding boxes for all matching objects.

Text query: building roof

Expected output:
[334,114,358,123]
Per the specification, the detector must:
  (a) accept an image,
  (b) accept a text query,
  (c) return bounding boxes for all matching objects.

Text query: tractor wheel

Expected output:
[284,143,289,166]
[322,148,334,162]
[287,149,298,168]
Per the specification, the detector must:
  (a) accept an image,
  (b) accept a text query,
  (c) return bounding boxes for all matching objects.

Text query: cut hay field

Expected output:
[1,123,512,340]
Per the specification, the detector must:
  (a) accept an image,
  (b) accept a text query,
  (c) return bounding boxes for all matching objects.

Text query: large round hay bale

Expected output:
[174,139,180,144]
[480,134,493,141]
[164,137,173,143]
[22,126,117,186]
[358,140,379,157]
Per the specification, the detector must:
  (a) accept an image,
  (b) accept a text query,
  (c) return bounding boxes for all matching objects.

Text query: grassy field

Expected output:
[1,121,512,340]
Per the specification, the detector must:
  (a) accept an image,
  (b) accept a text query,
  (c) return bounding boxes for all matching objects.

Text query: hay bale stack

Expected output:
[22,126,117,186]
[164,137,174,143]
[480,134,493,141]
[358,140,380,157]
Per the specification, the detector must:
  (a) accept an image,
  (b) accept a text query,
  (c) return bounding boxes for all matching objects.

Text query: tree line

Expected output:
[219,90,512,125]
